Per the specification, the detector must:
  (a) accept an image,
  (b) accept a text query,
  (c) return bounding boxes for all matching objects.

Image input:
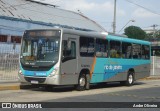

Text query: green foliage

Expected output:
[124,26,147,40]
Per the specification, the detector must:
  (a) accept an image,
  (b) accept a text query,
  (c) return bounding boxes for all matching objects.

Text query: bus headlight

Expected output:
[49,67,59,77]
[18,70,22,75]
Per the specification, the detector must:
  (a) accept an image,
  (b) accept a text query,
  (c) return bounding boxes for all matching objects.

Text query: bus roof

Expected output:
[25,28,150,45]
[62,28,151,45]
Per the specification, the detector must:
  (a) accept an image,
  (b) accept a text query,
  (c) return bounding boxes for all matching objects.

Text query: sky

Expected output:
[35,0,160,33]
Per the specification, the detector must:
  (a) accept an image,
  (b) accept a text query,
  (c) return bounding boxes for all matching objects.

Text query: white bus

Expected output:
[18,28,151,91]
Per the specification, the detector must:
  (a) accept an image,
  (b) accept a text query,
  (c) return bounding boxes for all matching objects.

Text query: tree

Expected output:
[124,26,147,40]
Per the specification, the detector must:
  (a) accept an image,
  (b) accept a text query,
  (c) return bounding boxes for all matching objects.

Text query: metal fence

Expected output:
[151,56,160,76]
[0,42,20,82]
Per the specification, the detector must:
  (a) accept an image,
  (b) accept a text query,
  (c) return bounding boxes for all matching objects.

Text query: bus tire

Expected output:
[45,85,53,91]
[76,74,87,91]
[120,81,126,86]
[85,74,90,90]
[125,72,134,86]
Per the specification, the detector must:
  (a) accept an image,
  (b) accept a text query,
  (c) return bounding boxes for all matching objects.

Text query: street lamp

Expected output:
[118,20,135,33]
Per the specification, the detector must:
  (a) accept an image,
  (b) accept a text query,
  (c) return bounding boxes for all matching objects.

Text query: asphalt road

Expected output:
[0,80,160,111]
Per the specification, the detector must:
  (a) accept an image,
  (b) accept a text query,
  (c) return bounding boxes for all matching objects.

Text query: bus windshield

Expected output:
[20,30,61,67]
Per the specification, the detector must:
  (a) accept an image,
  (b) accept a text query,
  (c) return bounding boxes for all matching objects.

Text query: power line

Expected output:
[125,0,160,16]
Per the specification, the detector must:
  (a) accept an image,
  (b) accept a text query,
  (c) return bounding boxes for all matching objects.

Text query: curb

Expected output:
[140,77,160,80]
[0,84,20,90]
[0,83,37,91]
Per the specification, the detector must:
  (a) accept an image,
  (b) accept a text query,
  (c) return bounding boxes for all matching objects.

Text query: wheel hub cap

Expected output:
[80,78,85,86]
[129,75,133,84]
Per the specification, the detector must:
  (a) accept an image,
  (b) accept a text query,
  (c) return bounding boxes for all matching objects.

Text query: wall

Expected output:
[151,56,160,76]
[0,17,54,36]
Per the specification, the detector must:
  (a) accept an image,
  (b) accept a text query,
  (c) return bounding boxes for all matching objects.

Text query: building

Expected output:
[0,0,105,44]
[144,29,155,34]
[144,28,160,56]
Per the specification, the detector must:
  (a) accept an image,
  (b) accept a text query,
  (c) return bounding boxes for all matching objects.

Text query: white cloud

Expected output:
[132,8,158,18]
[36,0,126,30]
[41,0,125,17]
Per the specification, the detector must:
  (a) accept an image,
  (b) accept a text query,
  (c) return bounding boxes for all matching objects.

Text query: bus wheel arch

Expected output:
[120,68,135,86]
[76,69,90,91]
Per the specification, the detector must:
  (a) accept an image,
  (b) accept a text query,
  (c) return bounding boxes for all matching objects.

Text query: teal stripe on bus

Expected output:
[20,65,55,77]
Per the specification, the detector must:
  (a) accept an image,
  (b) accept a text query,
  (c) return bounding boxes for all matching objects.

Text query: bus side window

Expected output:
[122,42,132,59]
[142,45,150,59]
[132,44,141,59]
[96,39,108,58]
[110,40,121,58]
[80,37,94,57]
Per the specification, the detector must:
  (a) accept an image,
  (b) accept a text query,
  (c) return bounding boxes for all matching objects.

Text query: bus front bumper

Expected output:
[18,74,60,85]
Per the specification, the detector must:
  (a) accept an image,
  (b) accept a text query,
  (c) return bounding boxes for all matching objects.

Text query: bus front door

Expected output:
[60,34,79,85]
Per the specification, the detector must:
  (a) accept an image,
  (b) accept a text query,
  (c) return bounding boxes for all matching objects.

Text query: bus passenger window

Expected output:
[96,39,108,57]
[132,44,141,59]
[80,37,94,57]
[110,40,121,58]
[122,42,132,59]
[142,45,150,59]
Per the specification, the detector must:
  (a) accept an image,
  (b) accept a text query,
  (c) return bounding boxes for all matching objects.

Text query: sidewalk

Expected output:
[0,82,20,90]
[0,75,160,91]
[140,75,160,80]
[0,82,36,91]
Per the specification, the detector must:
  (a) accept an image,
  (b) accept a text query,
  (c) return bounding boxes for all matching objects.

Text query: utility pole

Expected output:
[113,0,116,34]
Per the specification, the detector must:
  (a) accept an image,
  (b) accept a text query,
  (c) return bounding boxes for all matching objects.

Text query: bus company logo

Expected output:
[104,65,122,71]
[2,103,12,108]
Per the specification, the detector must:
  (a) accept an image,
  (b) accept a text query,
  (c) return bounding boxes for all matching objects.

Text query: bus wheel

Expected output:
[85,74,90,90]
[76,74,87,91]
[126,72,134,86]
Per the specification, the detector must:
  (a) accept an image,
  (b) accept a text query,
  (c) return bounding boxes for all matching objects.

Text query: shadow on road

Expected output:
[24,81,146,92]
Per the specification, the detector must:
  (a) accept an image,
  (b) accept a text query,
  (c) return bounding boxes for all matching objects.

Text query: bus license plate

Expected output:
[31,80,38,84]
